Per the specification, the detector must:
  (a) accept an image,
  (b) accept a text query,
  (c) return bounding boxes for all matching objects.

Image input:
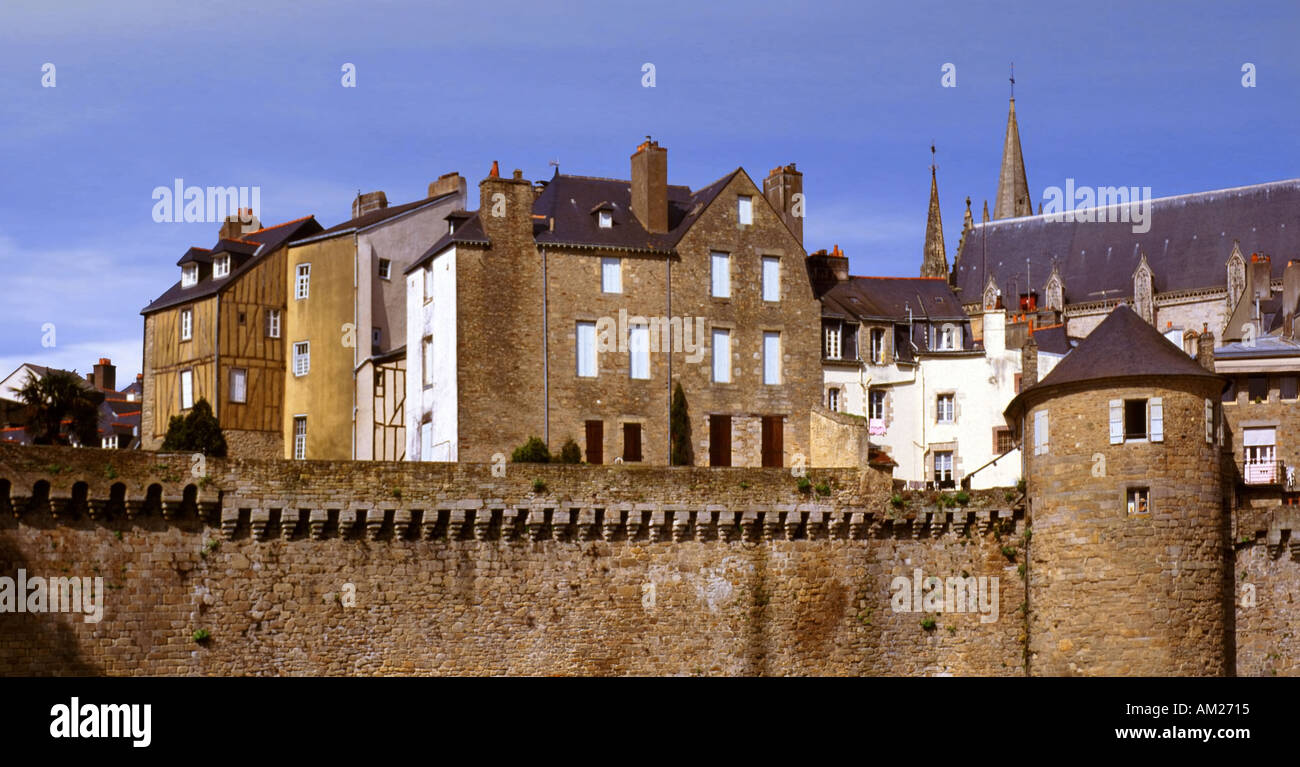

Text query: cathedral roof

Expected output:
[956,179,1300,306]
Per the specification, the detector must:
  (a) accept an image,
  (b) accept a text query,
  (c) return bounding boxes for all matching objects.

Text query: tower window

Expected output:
[1124,399,1147,439]
[1126,487,1150,515]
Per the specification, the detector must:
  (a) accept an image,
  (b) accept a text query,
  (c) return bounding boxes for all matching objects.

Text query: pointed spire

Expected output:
[963,196,973,232]
[921,144,948,279]
[993,80,1032,220]
[982,200,990,223]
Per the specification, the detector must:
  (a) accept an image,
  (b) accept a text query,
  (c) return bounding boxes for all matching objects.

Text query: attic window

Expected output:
[598,210,613,229]
[448,220,456,235]
[181,264,198,288]
[213,255,231,278]
[737,195,753,225]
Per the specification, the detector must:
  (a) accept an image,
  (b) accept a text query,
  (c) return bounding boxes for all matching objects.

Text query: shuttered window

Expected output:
[1109,400,1123,444]
[1205,399,1215,444]
[1149,397,1163,442]
[1033,409,1049,455]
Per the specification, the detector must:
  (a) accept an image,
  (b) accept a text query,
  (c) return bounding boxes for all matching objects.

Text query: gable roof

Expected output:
[408,167,755,272]
[1006,304,1223,414]
[955,179,1300,305]
[142,216,324,315]
[821,276,968,323]
[306,190,462,241]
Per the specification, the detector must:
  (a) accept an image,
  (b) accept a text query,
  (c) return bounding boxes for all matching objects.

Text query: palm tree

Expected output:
[16,369,101,446]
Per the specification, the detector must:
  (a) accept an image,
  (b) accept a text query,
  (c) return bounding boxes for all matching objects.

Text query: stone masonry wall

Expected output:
[0,443,1026,676]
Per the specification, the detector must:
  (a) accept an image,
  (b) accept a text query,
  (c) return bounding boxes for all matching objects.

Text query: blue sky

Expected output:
[2,0,1297,381]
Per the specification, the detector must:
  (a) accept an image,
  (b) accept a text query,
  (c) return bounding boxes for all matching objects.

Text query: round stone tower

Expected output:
[1006,305,1230,676]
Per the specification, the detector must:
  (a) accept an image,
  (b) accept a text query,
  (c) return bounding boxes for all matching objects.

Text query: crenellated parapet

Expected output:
[0,443,1023,545]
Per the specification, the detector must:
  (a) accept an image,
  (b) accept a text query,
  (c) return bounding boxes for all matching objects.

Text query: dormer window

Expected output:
[213,255,231,278]
[181,264,198,287]
[598,210,613,229]
[448,220,456,235]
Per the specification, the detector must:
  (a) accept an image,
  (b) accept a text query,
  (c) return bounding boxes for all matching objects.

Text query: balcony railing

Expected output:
[1244,460,1286,486]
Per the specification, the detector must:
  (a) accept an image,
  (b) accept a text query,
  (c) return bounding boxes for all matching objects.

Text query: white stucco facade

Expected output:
[405,244,458,461]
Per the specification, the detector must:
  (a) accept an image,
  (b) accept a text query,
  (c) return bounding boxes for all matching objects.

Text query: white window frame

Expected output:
[181,263,198,287]
[295,263,311,300]
[424,263,435,299]
[827,387,840,412]
[712,328,731,383]
[1112,397,1162,443]
[934,451,954,483]
[824,324,842,360]
[937,393,955,424]
[869,390,886,420]
[293,341,310,377]
[179,369,194,411]
[737,195,753,225]
[870,327,886,364]
[629,323,650,380]
[213,255,230,278]
[761,256,780,302]
[598,210,613,229]
[229,368,247,403]
[1204,399,1215,444]
[378,258,391,280]
[576,321,597,378]
[763,331,781,385]
[601,257,622,294]
[293,416,307,460]
[265,309,281,339]
[179,308,193,341]
[711,252,730,298]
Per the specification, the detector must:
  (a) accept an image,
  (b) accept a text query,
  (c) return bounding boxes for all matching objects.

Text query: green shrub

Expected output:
[796,476,812,493]
[890,493,904,508]
[191,628,211,643]
[558,438,582,464]
[920,617,937,631]
[955,490,970,505]
[511,436,550,463]
[161,399,227,457]
[814,482,831,496]
[531,478,546,493]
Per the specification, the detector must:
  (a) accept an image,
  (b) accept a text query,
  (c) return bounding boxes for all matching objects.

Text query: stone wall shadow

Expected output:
[0,531,103,676]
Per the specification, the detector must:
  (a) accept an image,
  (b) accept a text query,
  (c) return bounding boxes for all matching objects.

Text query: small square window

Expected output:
[995,428,1014,454]
[1126,487,1150,515]
[737,195,753,225]
[378,259,391,279]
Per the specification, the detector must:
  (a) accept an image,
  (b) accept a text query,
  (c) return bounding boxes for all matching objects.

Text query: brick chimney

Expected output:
[763,163,803,245]
[1197,323,1216,371]
[428,172,466,201]
[805,244,850,298]
[478,163,534,247]
[353,191,388,219]
[1283,260,1300,340]
[1021,333,1039,389]
[93,358,116,392]
[218,208,261,240]
[630,138,668,234]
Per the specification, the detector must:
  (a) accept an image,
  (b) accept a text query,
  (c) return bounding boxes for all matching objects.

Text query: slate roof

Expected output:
[176,246,212,266]
[1028,323,1072,355]
[821,276,969,323]
[312,191,461,238]
[955,179,1300,305]
[142,216,323,315]
[1006,304,1224,414]
[409,168,746,272]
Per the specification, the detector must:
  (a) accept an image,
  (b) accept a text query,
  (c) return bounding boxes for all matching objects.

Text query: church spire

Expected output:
[993,65,1032,220]
[921,145,948,279]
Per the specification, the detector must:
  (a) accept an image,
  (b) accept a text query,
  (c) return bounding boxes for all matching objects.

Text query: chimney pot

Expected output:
[352,191,388,219]
[489,160,500,178]
[763,162,804,246]
[428,172,466,201]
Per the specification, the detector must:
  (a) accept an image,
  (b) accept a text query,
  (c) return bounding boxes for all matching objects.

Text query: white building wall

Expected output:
[405,246,458,461]
[819,309,1063,489]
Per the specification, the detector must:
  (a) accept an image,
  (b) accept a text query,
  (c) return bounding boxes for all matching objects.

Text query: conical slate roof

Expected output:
[1006,304,1223,414]
[921,165,948,278]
